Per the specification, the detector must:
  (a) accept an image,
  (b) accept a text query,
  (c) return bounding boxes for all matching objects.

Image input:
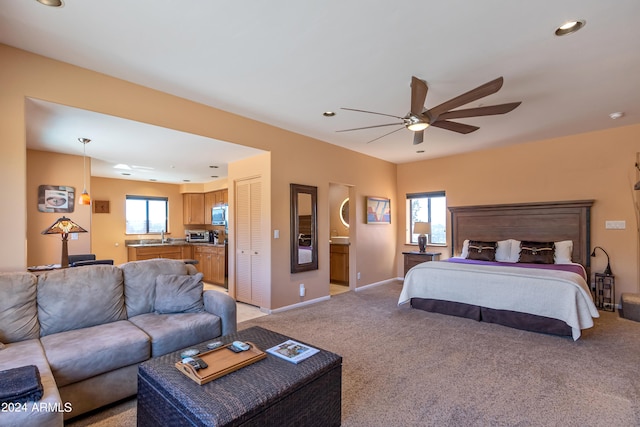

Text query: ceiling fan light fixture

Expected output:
[406,115,429,132]
[36,0,63,6]
[555,20,586,36]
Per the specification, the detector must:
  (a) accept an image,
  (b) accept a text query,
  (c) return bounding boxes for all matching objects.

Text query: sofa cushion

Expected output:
[121,259,190,317]
[37,265,127,337]
[0,339,63,427]
[0,272,40,343]
[128,312,221,357]
[40,320,150,388]
[155,273,204,314]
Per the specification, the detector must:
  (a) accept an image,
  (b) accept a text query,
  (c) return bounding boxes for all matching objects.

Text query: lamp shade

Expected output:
[42,216,87,235]
[42,217,87,268]
[413,222,431,235]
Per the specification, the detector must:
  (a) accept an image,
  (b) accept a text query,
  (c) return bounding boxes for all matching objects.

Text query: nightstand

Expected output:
[594,273,615,311]
[402,251,441,276]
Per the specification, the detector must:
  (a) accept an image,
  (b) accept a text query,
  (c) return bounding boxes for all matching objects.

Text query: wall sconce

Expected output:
[78,138,91,205]
[591,246,612,276]
[42,216,87,268]
[413,222,431,253]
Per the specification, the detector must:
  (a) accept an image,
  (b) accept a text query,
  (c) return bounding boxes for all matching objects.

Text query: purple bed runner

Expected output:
[446,257,586,280]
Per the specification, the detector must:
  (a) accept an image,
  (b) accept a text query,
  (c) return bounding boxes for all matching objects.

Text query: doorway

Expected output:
[329,183,353,295]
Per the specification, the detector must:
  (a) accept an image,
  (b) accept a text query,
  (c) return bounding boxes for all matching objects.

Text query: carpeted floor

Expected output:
[67,281,640,426]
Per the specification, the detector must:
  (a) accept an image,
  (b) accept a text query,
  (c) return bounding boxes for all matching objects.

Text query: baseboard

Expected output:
[266,295,331,314]
[355,277,401,292]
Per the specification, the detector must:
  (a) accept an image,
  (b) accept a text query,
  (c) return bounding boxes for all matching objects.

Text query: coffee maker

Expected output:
[209,230,219,244]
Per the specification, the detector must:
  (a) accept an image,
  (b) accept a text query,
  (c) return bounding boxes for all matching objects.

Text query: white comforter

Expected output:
[398,261,599,340]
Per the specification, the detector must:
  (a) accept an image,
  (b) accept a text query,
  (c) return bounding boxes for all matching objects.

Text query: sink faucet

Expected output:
[161,230,166,243]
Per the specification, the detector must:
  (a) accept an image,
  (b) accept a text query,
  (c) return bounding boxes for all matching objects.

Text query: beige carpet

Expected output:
[67,281,640,426]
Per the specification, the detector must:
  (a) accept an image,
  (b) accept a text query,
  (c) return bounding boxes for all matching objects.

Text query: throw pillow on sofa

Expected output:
[154,273,205,314]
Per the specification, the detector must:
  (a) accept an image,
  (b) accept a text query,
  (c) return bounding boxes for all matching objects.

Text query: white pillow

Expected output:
[461,239,470,258]
[554,240,573,264]
[508,239,521,263]
[495,240,512,262]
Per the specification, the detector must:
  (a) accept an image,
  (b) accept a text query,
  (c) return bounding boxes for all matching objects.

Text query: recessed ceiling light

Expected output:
[121,173,131,176]
[416,150,425,154]
[323,111,336,117]
[609,112,624,120]
[114,164,132,170]
[149,179,157,182]
[183,179,191,182]
[36,0,63,6]
[211,175,219,178]
[209,165,219,168]
[555,20,586,36]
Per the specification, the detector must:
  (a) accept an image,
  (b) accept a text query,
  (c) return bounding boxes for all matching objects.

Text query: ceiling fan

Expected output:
[337,76,521,145]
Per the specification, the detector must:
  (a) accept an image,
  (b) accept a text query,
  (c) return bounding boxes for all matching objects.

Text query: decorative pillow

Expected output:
[519,241,555,264]
[460,239,470,258]
[495,240,512,262]
[154,273,204,314]
[466,241,496,261]
[554,240,573,264]
[508,239,522,263]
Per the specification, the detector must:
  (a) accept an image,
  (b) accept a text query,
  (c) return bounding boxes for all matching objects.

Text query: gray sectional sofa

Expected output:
[0,259,237,427]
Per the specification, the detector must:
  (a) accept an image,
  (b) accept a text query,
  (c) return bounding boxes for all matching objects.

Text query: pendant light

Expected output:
[78,138,91,205]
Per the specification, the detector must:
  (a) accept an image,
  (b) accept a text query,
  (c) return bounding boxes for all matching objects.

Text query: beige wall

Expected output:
[91,177,187,265]
[1,44,398,310]
[397,124,640,298]
[27,150,91,266]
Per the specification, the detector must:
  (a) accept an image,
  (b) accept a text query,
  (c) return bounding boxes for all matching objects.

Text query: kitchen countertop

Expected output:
[126,241,226,248]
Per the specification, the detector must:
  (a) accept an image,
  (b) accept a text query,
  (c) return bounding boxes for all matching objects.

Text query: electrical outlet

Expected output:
[357,272,361,280]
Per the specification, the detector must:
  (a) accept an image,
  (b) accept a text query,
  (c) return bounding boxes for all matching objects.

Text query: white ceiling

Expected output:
[2,1,640,183]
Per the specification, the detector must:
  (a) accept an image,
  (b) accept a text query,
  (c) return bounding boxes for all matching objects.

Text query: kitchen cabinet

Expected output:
[204,192,216,225]
[128,245,185,261]
[193,245,226,286]
[330,244,349,285]
[183,193,205,225]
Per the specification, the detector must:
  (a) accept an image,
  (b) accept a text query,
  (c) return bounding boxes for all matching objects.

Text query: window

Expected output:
[406,191,446,245]
[126,195,168,234]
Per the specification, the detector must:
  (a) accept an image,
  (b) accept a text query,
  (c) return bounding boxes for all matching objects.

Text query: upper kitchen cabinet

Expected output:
[185,189,228,225]
[183,193,205,225]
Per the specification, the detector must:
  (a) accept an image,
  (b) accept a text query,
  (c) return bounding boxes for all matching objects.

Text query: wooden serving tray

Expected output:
[175,342,266,385]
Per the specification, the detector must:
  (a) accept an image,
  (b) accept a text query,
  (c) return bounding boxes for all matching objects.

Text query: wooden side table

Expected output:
[402,251,441,276]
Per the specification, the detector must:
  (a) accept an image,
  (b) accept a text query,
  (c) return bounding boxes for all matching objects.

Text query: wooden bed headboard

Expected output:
[448,200,594,268]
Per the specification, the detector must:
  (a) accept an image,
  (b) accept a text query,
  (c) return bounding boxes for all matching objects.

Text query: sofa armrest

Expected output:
[203,290,237,336]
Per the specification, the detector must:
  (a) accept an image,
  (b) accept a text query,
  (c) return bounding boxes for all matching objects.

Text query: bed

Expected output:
[398,200,599,340]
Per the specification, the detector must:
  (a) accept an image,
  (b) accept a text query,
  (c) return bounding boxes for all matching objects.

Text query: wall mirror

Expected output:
[290,183,318,273]
[340,198,349,228]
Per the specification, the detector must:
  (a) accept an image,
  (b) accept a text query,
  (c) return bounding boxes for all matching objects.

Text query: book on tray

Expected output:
[266,340,319,364]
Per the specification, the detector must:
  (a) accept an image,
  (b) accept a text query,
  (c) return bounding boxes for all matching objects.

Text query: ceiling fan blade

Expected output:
[366,127,405,144]
[413,130,424,145]
[430,120,479,134]
[437,102,521,120]
[336,123,402,132]
[340,108,404,120]
[428,77,505,118]
[410,76,428,116]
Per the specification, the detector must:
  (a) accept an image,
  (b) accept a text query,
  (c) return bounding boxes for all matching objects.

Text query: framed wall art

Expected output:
[366,196,390,224]
[38,185,75,213]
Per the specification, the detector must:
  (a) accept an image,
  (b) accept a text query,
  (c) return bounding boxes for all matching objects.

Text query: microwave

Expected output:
[185,229,208,242]
[211,206,227,226]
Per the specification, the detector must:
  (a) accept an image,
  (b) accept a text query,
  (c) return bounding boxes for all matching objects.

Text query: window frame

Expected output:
[125,195,169,235]
[406,191,447,246]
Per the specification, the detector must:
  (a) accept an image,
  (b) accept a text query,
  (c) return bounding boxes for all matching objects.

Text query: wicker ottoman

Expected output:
[137,326,342,427]
[621,293,640,322]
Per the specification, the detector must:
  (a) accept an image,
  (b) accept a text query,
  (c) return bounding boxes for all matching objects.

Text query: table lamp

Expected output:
[590,246,612,276]
[413,222,431,253]
[42,216,87,268]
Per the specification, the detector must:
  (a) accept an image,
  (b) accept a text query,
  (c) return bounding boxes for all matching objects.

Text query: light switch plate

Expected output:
[605,220,626,229]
